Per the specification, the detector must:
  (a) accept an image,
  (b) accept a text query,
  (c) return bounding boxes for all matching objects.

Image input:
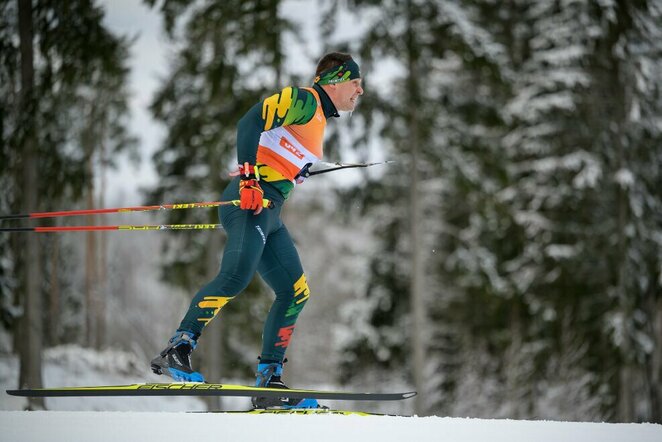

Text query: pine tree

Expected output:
[433,0,662,421]
[0,1,21,333]
[1,0,136,392]
[581,0,662,422]
[326,0,510,414]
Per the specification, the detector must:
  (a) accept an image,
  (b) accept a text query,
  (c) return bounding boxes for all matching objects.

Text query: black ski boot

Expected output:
[251,360,321,409]
[150,331,205,382]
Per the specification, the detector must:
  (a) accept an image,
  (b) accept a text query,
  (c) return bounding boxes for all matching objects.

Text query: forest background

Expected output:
[1,0,661,422]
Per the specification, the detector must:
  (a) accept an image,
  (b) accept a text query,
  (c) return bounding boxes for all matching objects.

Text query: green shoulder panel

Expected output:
[261,86,318,131]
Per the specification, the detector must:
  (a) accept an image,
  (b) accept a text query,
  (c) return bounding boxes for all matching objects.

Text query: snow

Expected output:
[545,244,579,260]
[438,0,507,66]
[1,410,660,442]
[614,168,635,189]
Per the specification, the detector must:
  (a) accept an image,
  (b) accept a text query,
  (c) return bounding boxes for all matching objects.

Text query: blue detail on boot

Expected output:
[167,367,205,383]
[255,362,283,386]
[174,330,198,347]
[284,398,321,409]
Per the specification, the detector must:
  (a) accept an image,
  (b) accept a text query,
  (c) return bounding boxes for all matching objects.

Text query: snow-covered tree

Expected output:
[334,0,661,422]
[435,0,662,421]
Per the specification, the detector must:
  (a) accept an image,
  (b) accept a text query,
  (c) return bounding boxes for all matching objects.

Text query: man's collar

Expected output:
[313,83,339,119]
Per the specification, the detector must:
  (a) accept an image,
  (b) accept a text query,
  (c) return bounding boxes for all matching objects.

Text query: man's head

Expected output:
[314,52,363,112]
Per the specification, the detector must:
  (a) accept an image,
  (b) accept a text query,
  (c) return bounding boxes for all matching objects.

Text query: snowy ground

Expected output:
[1,410,661,442]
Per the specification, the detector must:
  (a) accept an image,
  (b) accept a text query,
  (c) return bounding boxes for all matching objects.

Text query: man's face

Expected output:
[329,79,363,112]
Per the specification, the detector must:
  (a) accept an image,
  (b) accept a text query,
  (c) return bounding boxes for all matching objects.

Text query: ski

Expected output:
[6,382,417,402]
[218,408,389,416]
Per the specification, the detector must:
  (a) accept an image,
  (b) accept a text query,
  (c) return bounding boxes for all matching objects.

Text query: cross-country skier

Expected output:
[151,52,363,409]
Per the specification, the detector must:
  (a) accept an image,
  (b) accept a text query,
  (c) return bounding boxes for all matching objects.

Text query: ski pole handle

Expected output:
[230,199,273,209]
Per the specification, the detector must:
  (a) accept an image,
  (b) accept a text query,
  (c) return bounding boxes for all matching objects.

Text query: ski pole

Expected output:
[0,224,225,233]
[300,160,395,178]
[0,199,272,221]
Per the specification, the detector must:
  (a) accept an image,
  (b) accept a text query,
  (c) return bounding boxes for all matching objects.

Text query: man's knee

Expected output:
[282,273,310,318]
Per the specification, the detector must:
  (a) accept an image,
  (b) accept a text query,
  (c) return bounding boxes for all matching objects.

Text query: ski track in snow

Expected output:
[0,410,661,442]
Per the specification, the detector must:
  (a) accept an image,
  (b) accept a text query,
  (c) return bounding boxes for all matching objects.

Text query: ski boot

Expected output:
[150,331,205,382]
[251,359,322,409]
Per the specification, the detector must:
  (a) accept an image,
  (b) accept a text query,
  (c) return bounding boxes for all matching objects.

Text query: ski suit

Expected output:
[177,83,339,363]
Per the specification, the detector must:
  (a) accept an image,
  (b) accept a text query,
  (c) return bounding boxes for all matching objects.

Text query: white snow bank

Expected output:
[1,410,660,442]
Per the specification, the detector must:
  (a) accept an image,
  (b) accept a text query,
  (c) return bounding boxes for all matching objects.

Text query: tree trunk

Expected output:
[616,73,633,423]
[406,0,427,416]
[505,302,524,419]
[204,232,223,410]
[652,297,662,423]
[48,236,60,346]
[205,34,225,408]
[97,141,107,349]
[409,130,427,416]
[17,0,44,410]
[85,151,99,348]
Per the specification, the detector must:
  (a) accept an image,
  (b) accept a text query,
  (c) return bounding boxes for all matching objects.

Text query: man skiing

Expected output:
[151,52,363,409]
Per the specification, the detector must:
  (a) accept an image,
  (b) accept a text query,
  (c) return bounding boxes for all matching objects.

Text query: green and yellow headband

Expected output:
[314,59,361,85]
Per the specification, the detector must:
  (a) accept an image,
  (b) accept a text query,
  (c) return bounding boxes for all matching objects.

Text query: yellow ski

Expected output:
[6,382,417,402]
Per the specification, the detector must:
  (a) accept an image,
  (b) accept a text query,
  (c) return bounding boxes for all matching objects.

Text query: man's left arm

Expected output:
[236,86,317,165]
[236,102,264,166]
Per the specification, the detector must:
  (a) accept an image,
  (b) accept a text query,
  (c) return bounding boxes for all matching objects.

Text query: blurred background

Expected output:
[1,0,661,422]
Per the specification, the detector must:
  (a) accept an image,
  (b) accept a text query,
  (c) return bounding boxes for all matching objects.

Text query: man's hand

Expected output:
[239,178,264,215]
